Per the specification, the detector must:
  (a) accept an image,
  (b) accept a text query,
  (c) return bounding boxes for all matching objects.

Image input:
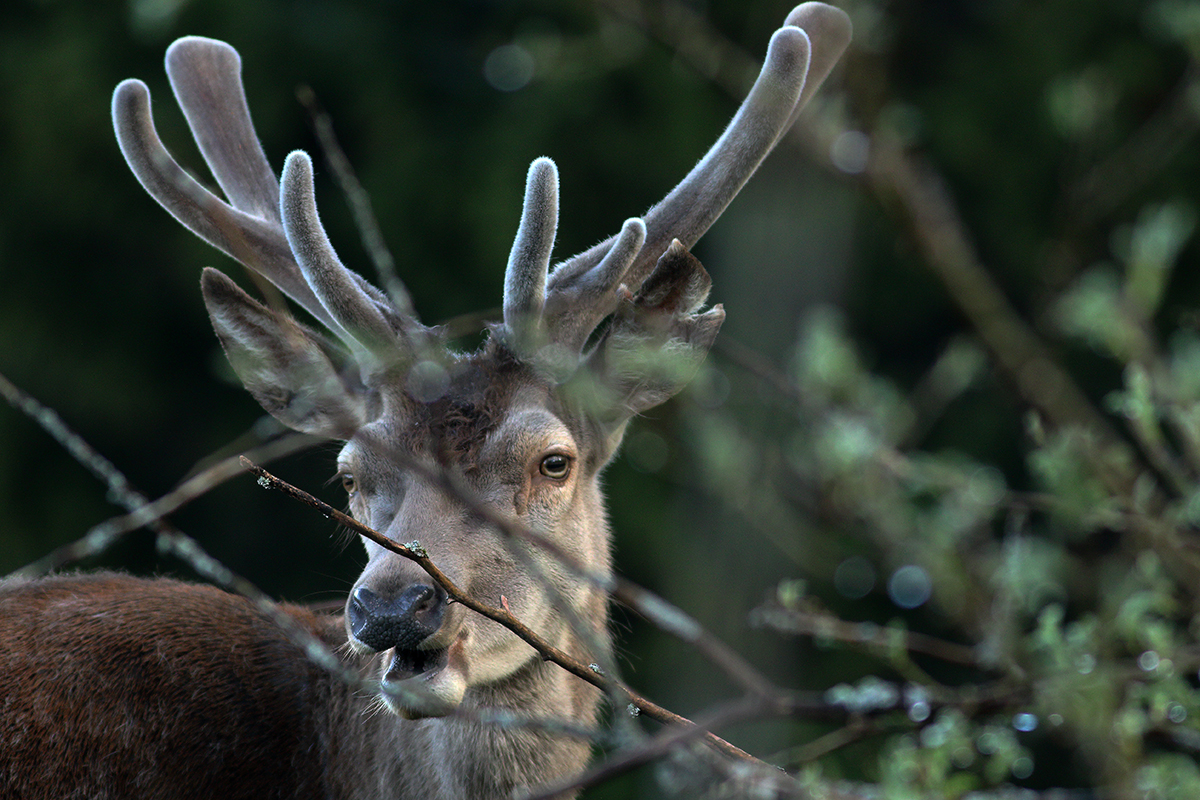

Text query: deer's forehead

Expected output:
[338,381,555,453]
[337,428,386,468]
[485,404,576,456]
[338,392,584,468]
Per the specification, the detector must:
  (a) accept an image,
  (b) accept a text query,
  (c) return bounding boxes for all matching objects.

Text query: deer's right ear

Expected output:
[578,241,724,448]
[201,267,370,438]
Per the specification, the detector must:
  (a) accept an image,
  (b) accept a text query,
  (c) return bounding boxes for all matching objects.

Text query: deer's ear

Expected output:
[580,241,724,434]
[201,267,370,438]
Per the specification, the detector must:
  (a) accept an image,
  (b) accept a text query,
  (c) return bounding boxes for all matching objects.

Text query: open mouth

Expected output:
[386,646,448,680]
[380,645,460,719]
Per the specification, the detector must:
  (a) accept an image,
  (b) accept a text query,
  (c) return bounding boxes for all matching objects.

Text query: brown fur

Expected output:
[0,570,608,799]
[0,573,341,800]
[396,342,535,467]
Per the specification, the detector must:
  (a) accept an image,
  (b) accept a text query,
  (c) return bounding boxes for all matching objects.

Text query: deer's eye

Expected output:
[539,454,571,480]
[340,473,358,496]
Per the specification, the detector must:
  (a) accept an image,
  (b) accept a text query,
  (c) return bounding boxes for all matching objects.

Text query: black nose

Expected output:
[347,583,446,652]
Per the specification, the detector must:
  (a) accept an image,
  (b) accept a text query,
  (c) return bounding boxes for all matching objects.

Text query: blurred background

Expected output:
[3,0,1199,796]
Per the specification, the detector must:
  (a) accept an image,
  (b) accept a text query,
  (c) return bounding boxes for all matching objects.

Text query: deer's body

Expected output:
[1,574,340,800]
[0,572,594,800]
[0,5,848,799]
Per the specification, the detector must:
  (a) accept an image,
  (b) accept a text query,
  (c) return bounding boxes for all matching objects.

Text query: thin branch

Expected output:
[750,602,981,669]
[521,691,892,800]
[10,430,316,578]
[0,371,372,696]
[0,370,143,524]
[519,695,778,800]
[243,458,761,764]
[1067,66,1200,226]
[714,335,807,409]
[296,85,420,327]
[245,459,598,682]
[286,438,778,700]
[865,145,1118,451]
[772,717,889,768]
[528,673,1033,800]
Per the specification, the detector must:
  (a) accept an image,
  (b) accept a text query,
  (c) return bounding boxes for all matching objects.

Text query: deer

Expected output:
[0,5,850,799]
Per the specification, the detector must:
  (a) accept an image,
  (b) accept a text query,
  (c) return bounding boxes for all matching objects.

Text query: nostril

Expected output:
[347,586,381,644]
[349,585,379,614]
[397,584,435,615]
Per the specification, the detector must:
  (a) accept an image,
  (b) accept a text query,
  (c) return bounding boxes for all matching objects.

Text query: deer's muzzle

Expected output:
[348,582,466,718]
[347,583,446,653]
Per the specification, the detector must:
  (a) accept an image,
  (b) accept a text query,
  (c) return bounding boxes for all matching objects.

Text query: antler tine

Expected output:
[549,24,812,293]
[165,37,281,226]
[501,157,559,355]
[626,25,811,267]
[502,160,652,365]
[545,3,851,336]
[543,217,646,355]
[781,2,855,135]
[168,36,411,343]
[280,151,406,369]
[112,79,337,331]
[115,39,433,366]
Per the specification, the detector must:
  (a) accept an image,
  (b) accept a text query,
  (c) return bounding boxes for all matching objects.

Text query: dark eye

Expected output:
[340,473,358,495]
[539,454,571,480]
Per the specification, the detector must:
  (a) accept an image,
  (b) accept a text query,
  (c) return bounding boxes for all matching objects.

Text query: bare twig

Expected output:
[243,458,763,764]
[772,717,888,768]
[0,370,144,525]
[245,459,602,682]
[296,84,418,325]
[1067,66,1200,226]
[286,438,779,700]
[519,695,787,800]
[865,145,1118,450]
[0,371,368,691]
[10,430,316,578]
[751,602,980,668]
[715,335,807,408]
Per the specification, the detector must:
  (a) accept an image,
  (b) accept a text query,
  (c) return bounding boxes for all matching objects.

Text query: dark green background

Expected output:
[1,0,1192,795]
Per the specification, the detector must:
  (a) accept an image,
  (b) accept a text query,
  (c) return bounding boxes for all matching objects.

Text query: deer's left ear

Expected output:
[578,240,724,435]
[201,267,371,439]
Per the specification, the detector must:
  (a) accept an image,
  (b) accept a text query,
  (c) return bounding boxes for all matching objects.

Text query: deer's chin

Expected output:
[380,641,467,719]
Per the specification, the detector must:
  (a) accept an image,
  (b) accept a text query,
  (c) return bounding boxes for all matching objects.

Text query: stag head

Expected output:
[111,3,851,717]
